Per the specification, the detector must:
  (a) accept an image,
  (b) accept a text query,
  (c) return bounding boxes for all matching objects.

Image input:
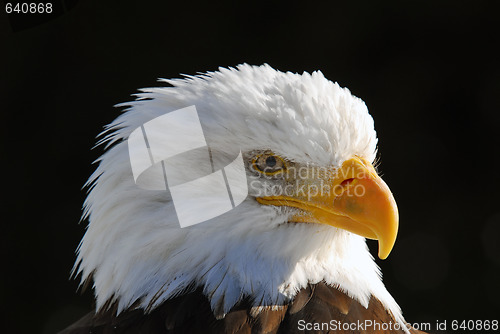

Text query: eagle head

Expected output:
[74,64,405,327]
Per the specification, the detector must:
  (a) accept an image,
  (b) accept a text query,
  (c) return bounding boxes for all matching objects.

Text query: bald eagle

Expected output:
[61,64,426,334]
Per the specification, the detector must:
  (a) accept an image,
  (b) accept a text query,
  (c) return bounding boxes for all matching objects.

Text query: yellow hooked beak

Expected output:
[256,157,399,259]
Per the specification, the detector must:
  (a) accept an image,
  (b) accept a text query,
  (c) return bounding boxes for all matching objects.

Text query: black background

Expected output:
[2,1,500,333]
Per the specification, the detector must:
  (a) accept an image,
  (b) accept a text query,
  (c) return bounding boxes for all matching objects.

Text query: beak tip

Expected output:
[377,250,390,260]
[377,232,397,260]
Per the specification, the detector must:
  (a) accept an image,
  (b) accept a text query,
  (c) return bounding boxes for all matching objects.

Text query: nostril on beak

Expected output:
[340,178,355,187]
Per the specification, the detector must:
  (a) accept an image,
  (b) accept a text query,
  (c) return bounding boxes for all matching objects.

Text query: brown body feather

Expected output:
[59,282,426,334]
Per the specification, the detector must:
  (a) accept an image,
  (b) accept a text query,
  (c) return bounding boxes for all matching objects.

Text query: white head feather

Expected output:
[74,64,406,328]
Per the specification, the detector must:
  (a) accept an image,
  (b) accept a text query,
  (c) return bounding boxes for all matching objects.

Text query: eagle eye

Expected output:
[252,152,287,175]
